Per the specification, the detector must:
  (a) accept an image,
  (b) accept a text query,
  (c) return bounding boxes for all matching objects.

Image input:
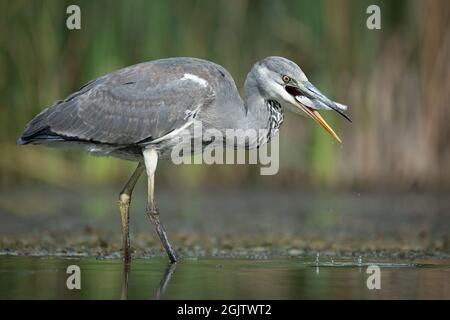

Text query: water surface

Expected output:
[1,189,448,299]
[0,256,448,299]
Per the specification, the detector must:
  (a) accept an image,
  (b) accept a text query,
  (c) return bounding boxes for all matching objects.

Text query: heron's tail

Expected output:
[17,107,54,145]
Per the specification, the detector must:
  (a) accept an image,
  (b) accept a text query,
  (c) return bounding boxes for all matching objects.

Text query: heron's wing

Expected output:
[20,65,215,145]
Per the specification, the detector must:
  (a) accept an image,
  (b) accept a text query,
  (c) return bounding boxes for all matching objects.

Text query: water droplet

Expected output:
[358,256,362,266]
[315,252,320,265]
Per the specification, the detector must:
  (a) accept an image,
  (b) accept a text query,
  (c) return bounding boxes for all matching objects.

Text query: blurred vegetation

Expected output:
[0,0,449,190]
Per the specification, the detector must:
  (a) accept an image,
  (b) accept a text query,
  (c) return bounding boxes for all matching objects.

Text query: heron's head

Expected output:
[248,56,351,143]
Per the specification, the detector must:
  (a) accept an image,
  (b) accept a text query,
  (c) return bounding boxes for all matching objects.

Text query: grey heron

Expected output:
[18,56,350,264]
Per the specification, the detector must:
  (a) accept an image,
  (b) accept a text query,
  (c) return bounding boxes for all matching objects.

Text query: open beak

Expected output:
[297,102,343,143]
[285,81,351,144]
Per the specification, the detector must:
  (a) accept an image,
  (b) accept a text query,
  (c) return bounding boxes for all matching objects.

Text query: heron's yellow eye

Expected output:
[282,75,291,83]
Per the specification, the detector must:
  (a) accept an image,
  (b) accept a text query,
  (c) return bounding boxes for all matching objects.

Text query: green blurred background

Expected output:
[0,0,449,191]
[1,1,449,300]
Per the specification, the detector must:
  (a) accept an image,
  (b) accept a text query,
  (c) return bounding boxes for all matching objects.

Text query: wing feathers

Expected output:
[20,67,215,145]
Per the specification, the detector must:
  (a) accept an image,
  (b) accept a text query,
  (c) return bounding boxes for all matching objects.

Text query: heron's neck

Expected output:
[240,78,284,148]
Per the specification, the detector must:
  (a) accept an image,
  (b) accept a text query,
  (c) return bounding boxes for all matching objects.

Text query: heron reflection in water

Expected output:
[121,262,177,300]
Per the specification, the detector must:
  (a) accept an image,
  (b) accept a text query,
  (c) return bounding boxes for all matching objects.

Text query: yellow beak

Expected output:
[301,106,342,143]
[287,81,349,143]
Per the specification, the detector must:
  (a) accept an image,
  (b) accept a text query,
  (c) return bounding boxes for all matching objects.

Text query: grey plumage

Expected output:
[17,56,350,263]
[20,59,216,147]
[18,56,350,159]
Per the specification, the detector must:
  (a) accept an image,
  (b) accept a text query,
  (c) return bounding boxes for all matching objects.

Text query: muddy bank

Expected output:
[0,188,448,259]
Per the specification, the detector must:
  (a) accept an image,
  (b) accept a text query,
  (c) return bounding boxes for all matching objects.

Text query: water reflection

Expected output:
[120,262,130,300]
[0,256,448,299]
[154,263,177,300]
[121,261,177,300]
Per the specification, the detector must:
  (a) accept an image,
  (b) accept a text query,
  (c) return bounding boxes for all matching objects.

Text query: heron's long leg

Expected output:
[143,148,177,263]
[118,162,144,262]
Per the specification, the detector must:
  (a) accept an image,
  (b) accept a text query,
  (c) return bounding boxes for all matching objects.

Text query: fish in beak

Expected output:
[285,81,351,143]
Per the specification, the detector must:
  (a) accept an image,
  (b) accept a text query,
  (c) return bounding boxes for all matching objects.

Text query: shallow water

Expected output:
[1,188,449,299]
[0,255,448,299]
